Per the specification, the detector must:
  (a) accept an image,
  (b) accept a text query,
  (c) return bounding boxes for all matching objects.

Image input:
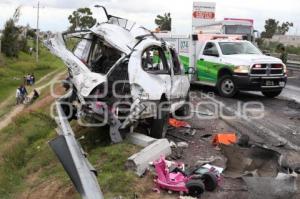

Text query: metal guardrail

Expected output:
[49,100,104,199]
[287,61,300,70]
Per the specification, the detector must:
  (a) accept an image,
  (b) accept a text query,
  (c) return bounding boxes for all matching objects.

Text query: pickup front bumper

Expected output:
[233,74,287,91]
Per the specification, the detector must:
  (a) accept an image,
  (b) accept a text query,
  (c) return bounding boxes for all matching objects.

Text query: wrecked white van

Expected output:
[44,7,191,198]
[45,11,190,142]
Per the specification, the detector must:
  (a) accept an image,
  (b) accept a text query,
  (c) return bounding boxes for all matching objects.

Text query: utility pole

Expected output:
[36,1,40,63]
[34,1,42,63]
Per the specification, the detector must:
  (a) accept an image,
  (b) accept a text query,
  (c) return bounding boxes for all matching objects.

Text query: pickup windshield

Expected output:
[219,42,261,55]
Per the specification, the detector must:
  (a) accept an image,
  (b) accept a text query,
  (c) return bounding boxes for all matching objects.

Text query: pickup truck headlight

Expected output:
[234,65,250,73]
[283,64,287,74]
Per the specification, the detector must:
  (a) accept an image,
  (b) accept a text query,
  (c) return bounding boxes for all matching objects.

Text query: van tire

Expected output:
[217,75,238,97]
[149,102,170,138]
[175,93,190,117]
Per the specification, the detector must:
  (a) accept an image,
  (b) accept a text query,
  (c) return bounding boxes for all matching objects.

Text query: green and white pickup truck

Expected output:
[157,33,287,98]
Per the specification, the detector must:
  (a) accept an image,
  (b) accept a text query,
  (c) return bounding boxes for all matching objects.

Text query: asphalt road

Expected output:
[190,68,300,152]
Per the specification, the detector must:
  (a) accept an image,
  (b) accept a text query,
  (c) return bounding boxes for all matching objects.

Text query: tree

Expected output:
[68,8,96,31]
[155,13,171,31]
[261,19,278,38]
[261,19,294,38]
[27,28,36,39]
[277,22,293,35]
[1,6,21,57]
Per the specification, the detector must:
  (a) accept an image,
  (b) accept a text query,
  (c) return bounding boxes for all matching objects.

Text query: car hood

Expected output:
[221,54,283,66]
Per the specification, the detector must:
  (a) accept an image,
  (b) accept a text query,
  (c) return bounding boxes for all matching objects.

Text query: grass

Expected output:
[0,108,59,198]
[0,87,144,199]
[0,40,147,198]
[72,125,142,198]
[0,45,64,103]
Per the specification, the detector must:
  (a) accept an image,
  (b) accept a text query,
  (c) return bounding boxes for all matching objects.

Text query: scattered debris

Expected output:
[279,151,300,173]
[177,142,189,148]
[126,139,171,176]
[287,100,300,109]
[167,131,189,142]
[201,164,224,174]
[237,134,250,147]
[243,173,298,199]
[201,133,212,138]
[127,132,157,147]
[169,118,191,128]
[212,133,237,146]
[179,196,197,199]
[153,157,218,197]
[196,156,222,165]
[183,129,197,136]
[169,141,177,148]
[170,146,184,160]
[191,110,213,116]
[220,144,280,178]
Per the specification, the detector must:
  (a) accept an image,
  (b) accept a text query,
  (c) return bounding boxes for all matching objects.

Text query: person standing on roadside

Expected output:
[20,84,28,104]
[26,74,31,85]
[16,86,22,105]
[30,73,35,85]
[280,46,288,64]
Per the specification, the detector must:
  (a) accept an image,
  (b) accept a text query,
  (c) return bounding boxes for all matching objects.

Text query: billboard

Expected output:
[192,1,216,27]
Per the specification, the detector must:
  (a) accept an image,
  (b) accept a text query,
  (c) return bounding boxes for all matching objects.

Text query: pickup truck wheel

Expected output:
[149,103,170,138]
[262,90,282,98]
[217,75,238,97]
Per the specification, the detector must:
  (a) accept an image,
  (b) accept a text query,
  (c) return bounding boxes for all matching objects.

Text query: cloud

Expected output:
[0,0,299,35]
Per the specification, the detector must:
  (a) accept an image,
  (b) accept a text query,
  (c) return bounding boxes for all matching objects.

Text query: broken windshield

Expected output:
[88,38,122,74]
[219,42,261,55]
[108,16,136,31]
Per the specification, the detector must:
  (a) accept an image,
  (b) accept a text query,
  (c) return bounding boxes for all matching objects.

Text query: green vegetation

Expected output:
[68,7,96,31]
[0,91,143,198]
[1,7,21,57]
[155,12,171,31]
[261,18,293,39]
[0,107,60,198]
[258,40,300,56]
[0,45,64,102]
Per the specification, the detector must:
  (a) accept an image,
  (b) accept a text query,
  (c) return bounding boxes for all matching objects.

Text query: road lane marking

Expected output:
[196,91,300,151]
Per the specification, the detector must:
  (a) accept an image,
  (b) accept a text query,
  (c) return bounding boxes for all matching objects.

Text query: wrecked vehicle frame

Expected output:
[44,6,190,198]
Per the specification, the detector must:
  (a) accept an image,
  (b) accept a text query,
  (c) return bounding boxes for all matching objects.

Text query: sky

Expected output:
[0,0,299,35]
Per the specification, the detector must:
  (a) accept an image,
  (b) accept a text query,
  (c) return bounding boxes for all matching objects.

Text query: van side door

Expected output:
[199,42,221,84]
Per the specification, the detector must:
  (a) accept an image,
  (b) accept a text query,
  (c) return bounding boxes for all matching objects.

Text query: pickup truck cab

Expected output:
[158,33,287,97]
[195,39,287,97]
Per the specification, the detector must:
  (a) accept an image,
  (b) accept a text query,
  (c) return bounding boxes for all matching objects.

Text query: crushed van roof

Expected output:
[90,23,152,54]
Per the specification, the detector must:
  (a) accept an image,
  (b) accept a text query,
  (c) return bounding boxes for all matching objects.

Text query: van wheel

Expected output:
[175,94,190,117]
[149,102,170,138]
[262,90,282,98]
[217,75,238,97]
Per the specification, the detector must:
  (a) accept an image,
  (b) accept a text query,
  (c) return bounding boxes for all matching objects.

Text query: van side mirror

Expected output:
[187,67,196,74]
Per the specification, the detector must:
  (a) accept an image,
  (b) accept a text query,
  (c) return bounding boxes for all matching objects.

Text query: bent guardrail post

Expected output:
[49,101,104,199]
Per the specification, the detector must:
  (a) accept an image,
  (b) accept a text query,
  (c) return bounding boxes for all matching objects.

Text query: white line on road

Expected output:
[285,85,300,92]
[197,91,300,151]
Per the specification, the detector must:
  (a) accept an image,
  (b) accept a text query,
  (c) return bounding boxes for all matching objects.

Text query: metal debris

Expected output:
[126,139,171,176]
[127,132,157,147]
